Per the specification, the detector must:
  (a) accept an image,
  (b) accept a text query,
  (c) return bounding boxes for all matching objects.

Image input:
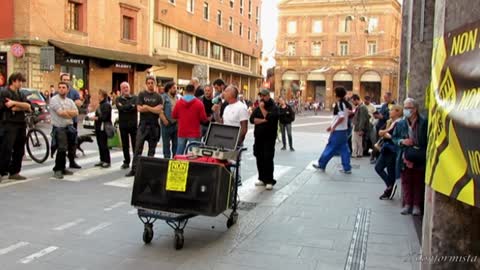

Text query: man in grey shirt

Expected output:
[49,82,79,179]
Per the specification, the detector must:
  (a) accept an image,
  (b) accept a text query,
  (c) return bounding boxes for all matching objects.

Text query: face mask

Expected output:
[404,109,412,118]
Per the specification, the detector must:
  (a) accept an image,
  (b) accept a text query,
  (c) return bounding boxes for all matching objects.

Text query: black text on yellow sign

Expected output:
[165,160,190,192]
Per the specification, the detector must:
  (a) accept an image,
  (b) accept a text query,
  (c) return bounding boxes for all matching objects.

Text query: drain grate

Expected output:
[344,208,371,270]
[236,201,258,211]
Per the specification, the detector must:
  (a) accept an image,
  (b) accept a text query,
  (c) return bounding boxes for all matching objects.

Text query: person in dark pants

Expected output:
[372,92,395,162]
[250,89,279,191]
[92,90,112,168]
[115,82,138,169]
[126,77,163,177]
[159,81,178,158]
[60,73,83,169]
[49,82,79,179]
[278,97,295,151]
[200,84,214,137]
[0,72,31,182]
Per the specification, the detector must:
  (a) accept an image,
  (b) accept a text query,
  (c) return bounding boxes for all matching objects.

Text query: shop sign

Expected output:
[11,43,25,58]
[115,63,132,69]
[66,57,85,65]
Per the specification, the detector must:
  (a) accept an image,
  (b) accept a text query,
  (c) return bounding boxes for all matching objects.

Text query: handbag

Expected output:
[374,138,384,152]
[103,122,115,139]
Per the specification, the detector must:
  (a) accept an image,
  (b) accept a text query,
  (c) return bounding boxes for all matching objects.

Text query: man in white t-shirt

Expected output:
[312,87,352,174]
[213,85,249,145]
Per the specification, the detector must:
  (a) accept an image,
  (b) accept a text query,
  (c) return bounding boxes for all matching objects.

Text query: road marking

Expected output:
[19,246,58,264]
[61,160,124,182]
[305,160,318,171]
[104,202,127,211]
[0,242,29,255]
[104,177,133,188]
[238,165,293,200]
[53,218,85,231]
[84,222,112,235]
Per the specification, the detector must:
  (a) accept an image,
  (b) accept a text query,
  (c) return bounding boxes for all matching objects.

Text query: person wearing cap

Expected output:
[0,72,32,181]
[249,89,279,190]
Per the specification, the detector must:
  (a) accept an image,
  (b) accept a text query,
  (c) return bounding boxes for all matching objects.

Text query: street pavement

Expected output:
[0,111,421,270]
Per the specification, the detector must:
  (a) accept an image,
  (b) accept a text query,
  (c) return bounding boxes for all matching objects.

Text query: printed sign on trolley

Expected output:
[165,160,190,192]
[427,20,480,208]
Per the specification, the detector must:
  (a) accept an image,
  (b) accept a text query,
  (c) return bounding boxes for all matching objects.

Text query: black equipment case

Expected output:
[131,156,234,217]
[190,123,241,160]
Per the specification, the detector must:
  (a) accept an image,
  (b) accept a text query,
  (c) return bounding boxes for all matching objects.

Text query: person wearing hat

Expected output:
[249,89,279,190]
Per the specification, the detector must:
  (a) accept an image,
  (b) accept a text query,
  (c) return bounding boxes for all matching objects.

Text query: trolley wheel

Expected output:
[143,224,154,244]
[227,212,239,228]
[174,230,184,250]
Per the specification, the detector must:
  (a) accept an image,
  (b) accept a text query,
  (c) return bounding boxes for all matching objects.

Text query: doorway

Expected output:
[112,72,129,95]
[361,82,382,104]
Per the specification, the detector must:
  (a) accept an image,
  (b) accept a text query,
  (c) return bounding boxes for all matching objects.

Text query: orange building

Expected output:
[274,0,401,108]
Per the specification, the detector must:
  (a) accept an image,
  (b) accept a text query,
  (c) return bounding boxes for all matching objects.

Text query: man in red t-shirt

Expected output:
[172,84,208,155]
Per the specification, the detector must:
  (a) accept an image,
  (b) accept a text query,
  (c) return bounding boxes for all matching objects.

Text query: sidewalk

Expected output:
[169,156,421,270]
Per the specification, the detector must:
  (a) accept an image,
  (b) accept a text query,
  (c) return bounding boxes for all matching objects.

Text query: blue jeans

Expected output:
[317,130,351,171]
[375,151,396,188]
[176,137,201,155]
[161,124,178,159]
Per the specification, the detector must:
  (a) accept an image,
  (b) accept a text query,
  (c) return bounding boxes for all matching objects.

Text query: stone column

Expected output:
[381,73,391,98]
[352,71,360,94]
[325,72,334,111]
[274,67,283,98]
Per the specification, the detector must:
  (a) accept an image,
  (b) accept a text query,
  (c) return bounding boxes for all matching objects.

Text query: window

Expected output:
[122,16,134,40]
[255,6,259,25]
[287,21,297,34]
[187,0,194,13]
[287,42,296,56]
[67,1,81,31]
[230,0,234,8]
[368,17,379,33]
[211,43,221,60]
[223,47,232,63]
[161,25,170,48]
[234,51,242,65]
[229,17,234,32]
[339,41,348,56]
[196,38,208,56]
[367,41,377,55]
[169,0,175,4]
[242,54,250,67]
[217,10,222,26]
[311,41,321,56]
[312,20,322,33]
[239,23,243,36]
[203,2,209,20]
[339,17,352,32]
[178,32,193,53]
[240,0,243,15]
[248,0,252,20]
[248,27,251,41]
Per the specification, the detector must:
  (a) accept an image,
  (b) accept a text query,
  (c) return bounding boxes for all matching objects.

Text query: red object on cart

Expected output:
[174,154,229,166]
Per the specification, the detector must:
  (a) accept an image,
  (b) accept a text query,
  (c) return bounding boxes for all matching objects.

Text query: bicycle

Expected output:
[25,108,50,163]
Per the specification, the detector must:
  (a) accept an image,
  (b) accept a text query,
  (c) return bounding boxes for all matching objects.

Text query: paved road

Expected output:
[0,112,420,270]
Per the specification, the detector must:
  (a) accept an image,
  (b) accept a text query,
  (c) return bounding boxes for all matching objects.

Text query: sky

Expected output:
[260,0,280,75]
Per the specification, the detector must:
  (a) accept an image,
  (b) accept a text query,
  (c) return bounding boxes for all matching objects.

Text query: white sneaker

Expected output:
[255,180,265,186]
[265,184,273,190]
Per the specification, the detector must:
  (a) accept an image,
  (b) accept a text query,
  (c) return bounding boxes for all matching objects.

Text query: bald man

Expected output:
[115,82,138,169]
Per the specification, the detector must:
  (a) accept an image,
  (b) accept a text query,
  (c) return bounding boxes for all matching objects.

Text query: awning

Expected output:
[333,71,353,81]
[307,69,326,81]
[49,40,159,66]
[282,70,300,81]
[361,71,381,82]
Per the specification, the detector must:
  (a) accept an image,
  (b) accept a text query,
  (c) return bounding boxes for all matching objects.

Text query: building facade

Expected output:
[274,0,401,108]
[0,0,262,102]
[152,0,263,99]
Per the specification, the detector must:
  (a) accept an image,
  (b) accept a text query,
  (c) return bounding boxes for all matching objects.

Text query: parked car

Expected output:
[82,107,119,130]
[20,88,50,122]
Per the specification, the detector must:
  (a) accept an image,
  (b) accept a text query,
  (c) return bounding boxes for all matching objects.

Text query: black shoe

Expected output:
[290,147,295,151]
[8,174,27,181]
[379,188,393,200]
[63,169,74,176]
[125,170,135,177]
[53,171,64,179]
[281,147,286,150]
[101,163,111,168]
[69,162,82,169]
[94,162,103,167]
[121,163,129,169]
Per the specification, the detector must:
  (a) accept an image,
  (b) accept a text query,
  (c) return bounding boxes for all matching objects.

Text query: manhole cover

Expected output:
[237,201,258,211]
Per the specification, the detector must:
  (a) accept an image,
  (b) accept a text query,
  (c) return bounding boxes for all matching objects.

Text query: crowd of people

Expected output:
[312,86,428,216]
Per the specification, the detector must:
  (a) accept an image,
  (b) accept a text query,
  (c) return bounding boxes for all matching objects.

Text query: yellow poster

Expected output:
[165,160,189,192]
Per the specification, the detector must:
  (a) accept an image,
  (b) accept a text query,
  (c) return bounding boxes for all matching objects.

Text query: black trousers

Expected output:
[119,126,137,165]
[253,139,276,185]
[52,126,76,172]
[0,125,26,176]
[131,124,160,172]
[96,130,111,164]
[67,121,78,164]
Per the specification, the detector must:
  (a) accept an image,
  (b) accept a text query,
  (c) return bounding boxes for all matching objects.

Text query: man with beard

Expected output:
[159,81,178,158]
[200,84,215,137]
[115,82,138,169]
[249,89,279,190]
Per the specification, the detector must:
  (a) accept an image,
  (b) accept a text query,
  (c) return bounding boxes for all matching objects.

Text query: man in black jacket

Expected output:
[278,97,295,151]
[250,89,279,190]
[115,82,138,169]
